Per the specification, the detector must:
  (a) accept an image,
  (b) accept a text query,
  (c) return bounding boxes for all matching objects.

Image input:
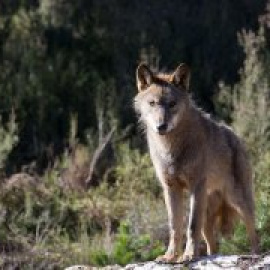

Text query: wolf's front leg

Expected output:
[180,179,206,262]
[156,184,184,263]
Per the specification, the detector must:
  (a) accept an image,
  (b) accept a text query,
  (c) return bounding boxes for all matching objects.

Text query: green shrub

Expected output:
[0,112,18,171]
[0,138,167,268]
[91,222,165,266]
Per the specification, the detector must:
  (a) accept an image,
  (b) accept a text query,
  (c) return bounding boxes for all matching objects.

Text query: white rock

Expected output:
[125,261,175,270]
[65,266,91,270]
[65,255,270,270]
[190,255,240,269]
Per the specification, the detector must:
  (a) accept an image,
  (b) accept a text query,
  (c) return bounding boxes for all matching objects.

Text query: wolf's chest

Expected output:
[150,148,188,188]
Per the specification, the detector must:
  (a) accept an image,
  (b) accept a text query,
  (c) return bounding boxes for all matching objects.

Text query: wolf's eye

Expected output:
[169,101,176,108]
[149,101,155,107]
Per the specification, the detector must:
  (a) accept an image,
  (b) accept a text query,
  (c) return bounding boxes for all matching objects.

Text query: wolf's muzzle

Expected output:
[157,123,168,134]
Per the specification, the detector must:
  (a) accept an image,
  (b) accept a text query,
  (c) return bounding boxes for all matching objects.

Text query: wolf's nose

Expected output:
[157,123,168,133]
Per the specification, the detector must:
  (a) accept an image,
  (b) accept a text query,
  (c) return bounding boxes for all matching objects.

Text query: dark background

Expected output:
[0,0,267,171]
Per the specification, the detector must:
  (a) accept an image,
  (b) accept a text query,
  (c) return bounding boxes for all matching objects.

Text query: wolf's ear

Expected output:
[171,63,190,90]
[136,63,154,91]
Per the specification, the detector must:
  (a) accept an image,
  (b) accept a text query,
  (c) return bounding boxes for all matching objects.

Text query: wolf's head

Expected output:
[134,63,190,135]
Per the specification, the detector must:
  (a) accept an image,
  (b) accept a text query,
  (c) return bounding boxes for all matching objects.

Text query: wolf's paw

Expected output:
[155,253,179,263]
[177,250,196,263]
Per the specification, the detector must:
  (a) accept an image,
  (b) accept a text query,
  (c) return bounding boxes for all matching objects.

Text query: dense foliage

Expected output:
[0,0,270,269]
[0,0,267,170]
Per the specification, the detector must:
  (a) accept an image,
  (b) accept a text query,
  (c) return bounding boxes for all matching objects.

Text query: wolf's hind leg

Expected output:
[202,192,222,255]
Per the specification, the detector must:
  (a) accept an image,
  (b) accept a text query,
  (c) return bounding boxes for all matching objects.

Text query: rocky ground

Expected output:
[65,254,270,270]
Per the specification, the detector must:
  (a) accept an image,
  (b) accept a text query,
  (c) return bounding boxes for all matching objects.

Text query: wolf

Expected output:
[134,63,259,262]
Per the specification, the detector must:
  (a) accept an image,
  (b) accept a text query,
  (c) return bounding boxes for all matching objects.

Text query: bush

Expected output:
[217,25,270,253]
[91,222,165,266]
[0,112,18,171]
[0,139,167,268]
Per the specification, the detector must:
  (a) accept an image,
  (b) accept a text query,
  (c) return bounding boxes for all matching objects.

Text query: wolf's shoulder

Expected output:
[193,105,239,139]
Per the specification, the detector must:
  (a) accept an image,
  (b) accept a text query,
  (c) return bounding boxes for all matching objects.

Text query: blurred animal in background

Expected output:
[59,129,115,190]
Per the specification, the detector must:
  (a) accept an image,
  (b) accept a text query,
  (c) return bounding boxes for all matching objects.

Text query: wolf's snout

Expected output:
[157,123,168,134]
